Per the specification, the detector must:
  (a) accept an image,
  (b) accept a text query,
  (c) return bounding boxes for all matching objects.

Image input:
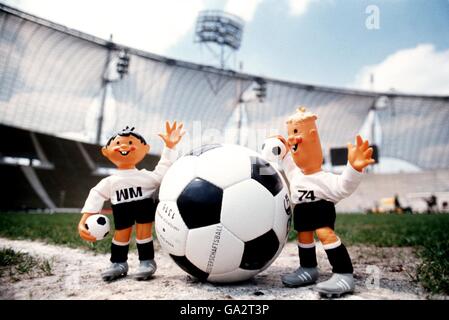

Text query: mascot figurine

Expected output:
[269,107,374,297]
[78,121,184,281]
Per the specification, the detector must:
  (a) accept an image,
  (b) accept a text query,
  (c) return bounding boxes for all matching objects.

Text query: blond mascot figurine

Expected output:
[268,107,374,297]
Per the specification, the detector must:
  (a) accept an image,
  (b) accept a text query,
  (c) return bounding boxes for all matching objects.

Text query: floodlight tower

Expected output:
[96,36,131,144]
[195,10,244,69]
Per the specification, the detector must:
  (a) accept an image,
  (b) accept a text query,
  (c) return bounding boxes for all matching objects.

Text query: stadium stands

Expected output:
[81,143,114,168]
[3,119,446,212]
[0,124,160,211]
[336,169,449,213]
[34,167,98,209]
[0,164,45,210]
[138,154,160,171]
[0,124,37,159]
[0,4,448,212]
[35,133,91,172]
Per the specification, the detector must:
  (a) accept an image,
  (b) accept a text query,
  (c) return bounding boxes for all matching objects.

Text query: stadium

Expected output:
[0,2,448,302]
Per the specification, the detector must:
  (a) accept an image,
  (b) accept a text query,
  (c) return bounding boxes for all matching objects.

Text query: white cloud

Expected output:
[5,0,205,54]
[288,0,315,16]
[224,0,263,21]
[351,44,449,95]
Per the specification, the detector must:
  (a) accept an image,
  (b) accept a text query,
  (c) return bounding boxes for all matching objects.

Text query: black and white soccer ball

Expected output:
[85,214,110,241]
[260,137,287,165]
[155,144,292,283]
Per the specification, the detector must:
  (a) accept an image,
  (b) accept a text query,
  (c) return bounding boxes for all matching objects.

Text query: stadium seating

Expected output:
[1,5,448,212]
[35,133,91,172]
[2,121,448,212]
[0,124,163,211]
[138,154,159,171]
[336,170,449,213]
[81,143,114,168]
[34,167,100,209]
[34,133,160,208]
[0,164,46,210]
[0,124,37,159]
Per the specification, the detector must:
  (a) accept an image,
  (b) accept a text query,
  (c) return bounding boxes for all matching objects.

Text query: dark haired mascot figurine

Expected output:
[78,121,185,281]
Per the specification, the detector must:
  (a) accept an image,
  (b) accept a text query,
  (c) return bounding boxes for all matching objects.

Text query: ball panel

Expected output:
[240,229,279,270]
[207,268,260,283]
[272,191,292,243]
[177,178,223,229]
[185,224,244,275]
[159,155,198,201]
[258,242,284,274]
[196,147,251,189]
[250,156,283,196]
[187,144,223,156]
[155,201,189,256]
[169,254,209,281]
[97,217,106,225]
[221,144,260,157]
[221,179,274,242]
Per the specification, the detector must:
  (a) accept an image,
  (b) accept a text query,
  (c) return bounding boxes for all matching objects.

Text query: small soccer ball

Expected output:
[85,214,110,240]
[260,137,287,164]
[155,144,291,283]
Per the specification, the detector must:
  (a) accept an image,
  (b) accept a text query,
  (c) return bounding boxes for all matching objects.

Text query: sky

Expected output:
[3,0,449,95]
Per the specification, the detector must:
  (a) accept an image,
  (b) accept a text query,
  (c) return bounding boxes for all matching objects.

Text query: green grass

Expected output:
[288,214,449,247]
[416,242,449,294]
[0,212,448,294]
[0,212,121,254]
[287,213,449,295]
[0,248,53,281]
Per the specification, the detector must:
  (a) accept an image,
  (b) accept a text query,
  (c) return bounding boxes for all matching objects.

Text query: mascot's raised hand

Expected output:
[158,121,185,149]
[347,135,375,172]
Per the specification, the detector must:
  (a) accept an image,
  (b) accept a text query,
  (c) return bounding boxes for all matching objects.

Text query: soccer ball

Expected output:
[260,137,287,165]
[85,214,110,240]
[155,144,291,283]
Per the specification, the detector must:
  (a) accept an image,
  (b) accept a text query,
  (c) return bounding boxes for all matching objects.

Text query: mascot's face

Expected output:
[287,119,323,174]
[102,135,149,169]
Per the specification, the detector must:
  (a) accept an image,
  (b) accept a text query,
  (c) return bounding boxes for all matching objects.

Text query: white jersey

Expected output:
[281,153,363,205]
[81,147,177,213]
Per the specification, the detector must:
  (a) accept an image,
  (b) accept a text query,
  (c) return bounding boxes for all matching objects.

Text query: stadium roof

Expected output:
[1,3,448,170]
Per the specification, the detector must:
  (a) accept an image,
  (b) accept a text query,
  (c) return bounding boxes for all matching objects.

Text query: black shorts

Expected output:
[293,200,336,232]
[112,198,158,230]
